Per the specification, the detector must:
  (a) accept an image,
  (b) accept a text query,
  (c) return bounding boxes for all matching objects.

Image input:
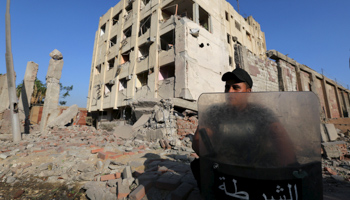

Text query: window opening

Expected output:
[225,11,229,21]
[235,21,241,31]
[125,3,133,12]
[162,0,194,21]
[136,71,148,88]
[123,26,132,39]
[199,6,210,31]
[159,63,175,80]
[119,78,127,91]
[109,35,117,47]
[229,56,233,66]
[227,34,231,44]
[138,43,150,61]
[246,31,251,41]
[121,49,132,64]
[95,64,102,74]
[112,11,121,25]
[139,15,151,37]
[104,83,113,97]
[108,58,115,70]
[141,0,151,6]
[100,24,106,36]
[160,30,175,51]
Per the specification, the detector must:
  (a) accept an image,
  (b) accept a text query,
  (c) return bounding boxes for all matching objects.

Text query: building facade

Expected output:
[87,0,267,119]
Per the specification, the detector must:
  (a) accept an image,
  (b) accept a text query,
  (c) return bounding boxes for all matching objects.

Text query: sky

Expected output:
[1,0,350,108]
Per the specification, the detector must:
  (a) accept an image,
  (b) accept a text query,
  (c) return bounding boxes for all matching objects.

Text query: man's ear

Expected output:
[247,88,252,92]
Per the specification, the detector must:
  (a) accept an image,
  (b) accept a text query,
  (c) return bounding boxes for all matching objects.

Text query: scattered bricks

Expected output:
[33,149,47,153]
[129,181,153,200]
[171,182,194,200]
[138,150,144,154]
[13,189,25,199]
[97,151,117,160]
[91,148,104,154]
[155,177,181,190]
[115,172,121,179]
[324,167,337,175]
[322,141,347,160]
[22,163,32,169]
[101,174,117,181]
[117,179,131,200]
[110,154,123,159]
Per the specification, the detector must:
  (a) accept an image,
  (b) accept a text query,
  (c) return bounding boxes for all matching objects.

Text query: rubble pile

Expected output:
[0,121,201,199]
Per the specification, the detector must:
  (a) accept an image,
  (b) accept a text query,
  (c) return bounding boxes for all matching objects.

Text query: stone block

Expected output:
[320,124,329,142]
[123,166,133,179]
[324,123,338,141]
[322,141,347,159]
[129,181,153,200]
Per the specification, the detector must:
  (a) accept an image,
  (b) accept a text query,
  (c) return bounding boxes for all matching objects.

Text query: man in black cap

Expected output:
[191,68,296,191]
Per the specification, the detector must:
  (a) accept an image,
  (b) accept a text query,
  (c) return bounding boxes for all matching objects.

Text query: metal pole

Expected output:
[237,0,240,14]
[5,0,21,142]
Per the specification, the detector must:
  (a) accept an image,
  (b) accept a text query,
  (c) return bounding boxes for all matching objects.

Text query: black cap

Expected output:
[221,68,253,88]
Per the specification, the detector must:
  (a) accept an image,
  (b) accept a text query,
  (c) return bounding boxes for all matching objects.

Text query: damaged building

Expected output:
[87,0,267,121]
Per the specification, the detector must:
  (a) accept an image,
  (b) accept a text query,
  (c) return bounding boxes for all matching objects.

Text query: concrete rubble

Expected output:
[40,49,64,134]
[0,98,350,199]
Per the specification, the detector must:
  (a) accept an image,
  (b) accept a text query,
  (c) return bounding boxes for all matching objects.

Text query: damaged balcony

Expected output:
[159,30,175,66]
[158,62,175,99]
[140,0,151,12]
[135,70,150,99]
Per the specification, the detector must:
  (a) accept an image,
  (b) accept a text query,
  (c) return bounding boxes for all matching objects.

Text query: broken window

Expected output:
[112,11,121,25]
[95,64,102,75]
[227,33,231,44]
[123,26,132,39]
[119,78,127,91]
[100,24,106,36]
[246,31,251,41]
[199,6,210,32]
[159,63,175,80]
[108,58,115,70]
[109,35,117,48]
[136,71,148,88]
[138,43,150,61]
[141,0,150,6]
[235,21,241,31]
[121,49,132,64]
[139,15,151,37]
[104,83,113,97]
[125,2,133,12]
[124,3,133,22]
[162,0,194,21]
[225,11,229,21]
[160,30,175,51]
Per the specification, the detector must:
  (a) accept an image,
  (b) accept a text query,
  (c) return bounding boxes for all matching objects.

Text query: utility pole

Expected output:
[237,0,240,14]
[5,0,21,142]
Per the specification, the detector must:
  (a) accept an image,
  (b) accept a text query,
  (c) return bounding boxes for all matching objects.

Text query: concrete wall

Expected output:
[87,0,268,115]
[0,74,9,113]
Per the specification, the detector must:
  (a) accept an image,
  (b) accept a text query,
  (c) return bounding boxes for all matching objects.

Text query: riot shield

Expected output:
[198,92,322,200]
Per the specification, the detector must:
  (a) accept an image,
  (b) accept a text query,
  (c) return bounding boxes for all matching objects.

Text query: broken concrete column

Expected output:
[0,74,10,113]
[47,104,78,128]
[18,62,39,132]
[40,49,64,133]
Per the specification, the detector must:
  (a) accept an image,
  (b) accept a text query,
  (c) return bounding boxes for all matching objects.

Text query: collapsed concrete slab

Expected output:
[18,61,39,133]
[47,104,78,128]
[40,49,64,133]
[325,124,339,141]
[322,141,348,159]
[0,74,9,113]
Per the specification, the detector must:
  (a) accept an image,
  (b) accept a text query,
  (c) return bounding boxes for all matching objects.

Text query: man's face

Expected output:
[225,80,251,93]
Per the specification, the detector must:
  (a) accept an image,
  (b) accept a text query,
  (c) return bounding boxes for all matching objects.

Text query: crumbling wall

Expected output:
[40,50,64,133]
[0,74,9,113]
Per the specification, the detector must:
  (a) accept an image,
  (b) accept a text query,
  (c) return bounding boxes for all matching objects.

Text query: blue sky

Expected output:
[1,0,350,108]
